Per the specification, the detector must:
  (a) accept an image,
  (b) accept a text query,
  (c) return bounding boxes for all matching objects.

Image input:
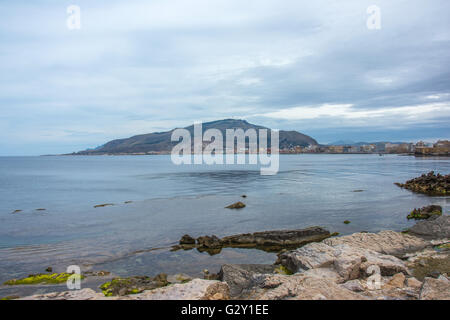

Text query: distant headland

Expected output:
[67,119,449,156]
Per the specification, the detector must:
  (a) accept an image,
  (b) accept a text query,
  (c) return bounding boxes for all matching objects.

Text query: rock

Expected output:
[93,203,114,208]
[408,215,450,239]
[247,273,366,300]
[323,230,429,257]
[174,227,331,253]
[197,235,222,248]
[45,267,53,272]
[11,210,22,214]
[343,220,351,224]
[19,280,230,300]
[100,274,169,296]
[179,234,196,245]
[406,277,422,289]
[124,201,133,204]
[225,201,246,209]
[83,270,111,277]
[340,279,365,292]
[385,273,405,288]
[167,273,192,284]
[133,279,230,300]
[407,205,442,220]
[218,264,278,297]
[19,288,106,300]
[220,227,331,251]
[394,171,449,196]
[241,195,247,198]
[419,277,450,300]
[35,208,46,211]
[277,241,409,278]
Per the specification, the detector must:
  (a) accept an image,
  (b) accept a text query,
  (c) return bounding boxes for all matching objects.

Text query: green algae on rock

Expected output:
[343,220,351,224]
[0,295,20,300]
[225,201,246,209]
[3,273,84,285]
[100,274,169,296]
[407,205,442,220]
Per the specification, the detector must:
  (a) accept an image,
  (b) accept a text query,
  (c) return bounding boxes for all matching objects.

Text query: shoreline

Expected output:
[3,215,449,300]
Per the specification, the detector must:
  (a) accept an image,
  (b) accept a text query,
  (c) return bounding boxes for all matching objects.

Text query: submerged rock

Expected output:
[93,203,114,208]
[407,205,442,220]
[343,220,351,224]
[395,171,449,196]
[11,210,22,214]
[225,201,246,209]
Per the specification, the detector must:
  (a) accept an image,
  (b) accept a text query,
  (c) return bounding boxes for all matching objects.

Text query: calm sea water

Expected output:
[0,154,449,294]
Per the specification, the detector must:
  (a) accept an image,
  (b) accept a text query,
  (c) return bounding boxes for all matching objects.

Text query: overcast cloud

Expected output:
[0,0,449,155]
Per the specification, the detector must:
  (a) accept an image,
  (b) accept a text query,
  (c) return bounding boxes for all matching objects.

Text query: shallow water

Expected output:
[0,154,449,293]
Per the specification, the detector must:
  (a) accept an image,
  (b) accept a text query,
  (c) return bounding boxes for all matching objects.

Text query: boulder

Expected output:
[197,235,222,248]
[408,215,450,239]
[419,276,450,300]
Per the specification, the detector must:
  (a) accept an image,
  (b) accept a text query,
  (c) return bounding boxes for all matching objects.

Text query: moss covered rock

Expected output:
[100,273,169,296]
[225,202,246,209]
[407,205,442,220]
[3,272,84,285]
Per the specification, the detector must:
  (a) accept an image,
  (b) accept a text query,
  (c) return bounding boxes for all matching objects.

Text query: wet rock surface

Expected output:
[172,227,331,254]
[407,205,442,220]
[394,171,449,196]
[225,201,246,209]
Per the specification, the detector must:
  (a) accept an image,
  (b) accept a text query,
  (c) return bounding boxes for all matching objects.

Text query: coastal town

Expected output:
[281,140,450,155]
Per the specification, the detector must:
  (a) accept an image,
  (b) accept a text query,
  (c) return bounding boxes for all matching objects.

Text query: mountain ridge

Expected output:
[74,119,318,155]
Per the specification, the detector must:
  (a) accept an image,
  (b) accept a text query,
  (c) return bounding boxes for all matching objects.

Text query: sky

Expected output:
[0,0,449,155]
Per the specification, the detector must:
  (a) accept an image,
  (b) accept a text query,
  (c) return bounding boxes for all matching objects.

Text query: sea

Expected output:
[0,154,448,296]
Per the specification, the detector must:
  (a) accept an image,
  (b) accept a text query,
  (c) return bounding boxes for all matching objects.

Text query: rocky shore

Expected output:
[395,171,449,196]
[10,214,449,300]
